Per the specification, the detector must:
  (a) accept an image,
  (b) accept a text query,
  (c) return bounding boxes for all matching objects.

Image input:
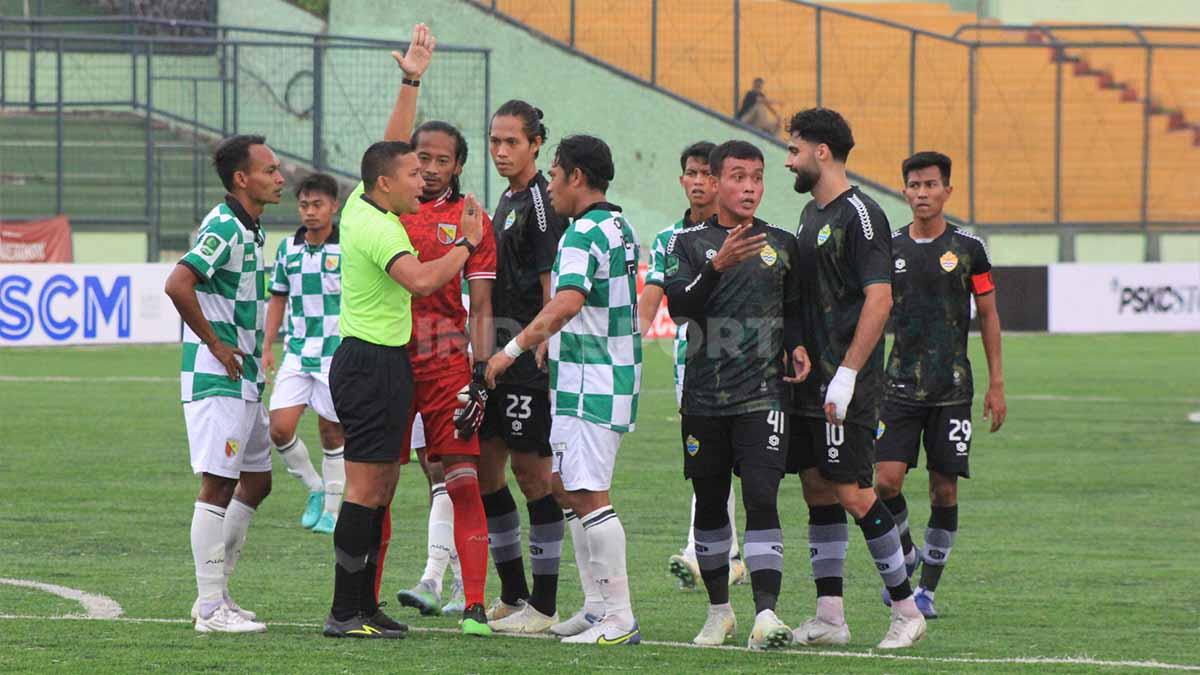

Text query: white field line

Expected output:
[0,578,122,619]
[0,612,1196,671]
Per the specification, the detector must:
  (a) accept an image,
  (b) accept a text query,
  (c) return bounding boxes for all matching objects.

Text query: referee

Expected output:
[323,138,484,639]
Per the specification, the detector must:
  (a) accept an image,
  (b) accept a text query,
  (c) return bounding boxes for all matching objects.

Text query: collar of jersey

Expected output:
[574,201,622,220]
[292,225,339,248]
[815,186,857,211]
[503,170,545,198]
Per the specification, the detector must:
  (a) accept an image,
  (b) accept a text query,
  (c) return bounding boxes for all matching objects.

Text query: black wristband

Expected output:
[472,361,487,382]
[402,77,421,87]
[454,237,477,255]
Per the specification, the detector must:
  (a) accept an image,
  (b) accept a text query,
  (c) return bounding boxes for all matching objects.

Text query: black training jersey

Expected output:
[886,225,994,406]
[790,186,893,428]
[491,171,568,388]
[665,216,803,417]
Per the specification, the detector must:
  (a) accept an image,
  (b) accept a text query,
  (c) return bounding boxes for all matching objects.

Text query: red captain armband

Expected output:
[971,271,996,295]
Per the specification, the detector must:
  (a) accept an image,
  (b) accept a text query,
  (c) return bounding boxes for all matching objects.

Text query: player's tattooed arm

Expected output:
[384,23,436,142]
[976,290,1006,431]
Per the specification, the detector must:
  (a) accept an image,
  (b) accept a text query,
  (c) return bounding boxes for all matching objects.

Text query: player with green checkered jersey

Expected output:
[164,134,284,634]
[263,173,346,536]
[486,135,642,646]
[640,141,747,592]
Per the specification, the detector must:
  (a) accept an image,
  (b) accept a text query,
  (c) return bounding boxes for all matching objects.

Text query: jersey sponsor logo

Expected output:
[759,244,778,266]
[705,249,717,260]
[323,254,340,272]
[224,439,239,457]
[817,224,832,246]
[437,223,458,245]
[876,421,886,439]
[940,251,959,272]
[685,434,700,456]
[504,211,517,230]
[894,258,906,272]
[200,234,221,257]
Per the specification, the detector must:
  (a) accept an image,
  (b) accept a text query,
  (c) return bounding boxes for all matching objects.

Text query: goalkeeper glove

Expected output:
[453,363,489,440]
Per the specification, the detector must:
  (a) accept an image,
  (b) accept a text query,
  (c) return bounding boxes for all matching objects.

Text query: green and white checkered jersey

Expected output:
[179,202,266,402]
[548,205,642,433]
[270,230,341,374]
[646,220,688,391]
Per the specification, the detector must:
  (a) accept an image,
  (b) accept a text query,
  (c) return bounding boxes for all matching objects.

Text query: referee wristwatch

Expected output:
[454,237,477,254]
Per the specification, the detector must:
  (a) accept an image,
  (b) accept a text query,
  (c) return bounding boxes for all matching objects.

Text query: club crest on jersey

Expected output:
[686,435,700,457]
[323,254,340,272]
[437,223,458,245]
[224,439,239,457]
[940,251,959,272]
[504,211,517,230]
[817,224,832,246]
[760,244,778,266]
[876,421,886,439]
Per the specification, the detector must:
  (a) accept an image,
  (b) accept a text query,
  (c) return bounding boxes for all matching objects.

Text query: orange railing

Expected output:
[470,0,1200,257]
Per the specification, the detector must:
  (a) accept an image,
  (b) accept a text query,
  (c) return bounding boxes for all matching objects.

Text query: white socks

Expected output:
[582,507,634,629]
[192,502,226,614]
[277,436,322,493]
[223,498,256,591]
[321,446,345,516]
[422,482,456,594]
[685,488,740,560]
[566,510,604,613]
[816,595,846,625]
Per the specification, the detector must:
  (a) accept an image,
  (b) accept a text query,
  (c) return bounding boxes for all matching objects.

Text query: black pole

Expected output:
[1140,46,1153,237]
[569,0,576,48]
[908,31,917,156]
[1053,46,1063,231]
[232,43,239,134]
[312,37,325,171]
[28,21,36,111]
[815,7,823,108]
[146,41,158,262]
[483,52,491,207]
[650,0,658,85]
[54,38,62,214]
[732,0,740,116]
[967,44,975,226]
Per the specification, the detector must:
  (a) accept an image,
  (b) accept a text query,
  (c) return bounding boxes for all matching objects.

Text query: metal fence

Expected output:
[472,0,1200,261]
[0,17,491,260]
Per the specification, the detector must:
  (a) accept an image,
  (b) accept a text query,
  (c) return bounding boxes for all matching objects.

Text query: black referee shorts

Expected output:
[330,336,414,463]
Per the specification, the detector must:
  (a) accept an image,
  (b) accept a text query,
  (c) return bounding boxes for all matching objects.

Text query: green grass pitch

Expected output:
[1,333,1198,673]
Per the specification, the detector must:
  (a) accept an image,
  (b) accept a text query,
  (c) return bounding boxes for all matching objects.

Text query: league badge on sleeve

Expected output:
[438,223,458,245]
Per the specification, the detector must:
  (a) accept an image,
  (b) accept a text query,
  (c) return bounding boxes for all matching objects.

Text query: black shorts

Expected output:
[329,337,414,463]
[875,399,972,478]
[479,383,551,457]
[681,410,789,480]
[787,415,875,487]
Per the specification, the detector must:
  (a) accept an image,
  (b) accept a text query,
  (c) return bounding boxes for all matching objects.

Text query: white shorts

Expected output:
[185,396,272,479]
[268,367,339,422]
[550,415,623,492]
[411,413,425,450]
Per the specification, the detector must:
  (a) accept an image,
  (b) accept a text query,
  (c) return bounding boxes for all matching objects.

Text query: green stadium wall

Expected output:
[327,0,915,246]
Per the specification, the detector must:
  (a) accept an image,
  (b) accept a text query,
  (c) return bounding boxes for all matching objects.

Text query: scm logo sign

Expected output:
[0,274,131,341]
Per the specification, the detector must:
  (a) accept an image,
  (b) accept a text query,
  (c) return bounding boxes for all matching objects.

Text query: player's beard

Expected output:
[792,165,820,195]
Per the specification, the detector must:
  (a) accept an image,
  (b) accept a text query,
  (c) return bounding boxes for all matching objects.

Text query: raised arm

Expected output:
[383,23,436,142]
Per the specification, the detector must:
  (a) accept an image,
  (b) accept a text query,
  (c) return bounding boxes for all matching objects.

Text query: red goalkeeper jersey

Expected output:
[403,189,497,380]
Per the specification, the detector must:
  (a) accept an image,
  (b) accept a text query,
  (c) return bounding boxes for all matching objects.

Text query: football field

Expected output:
[1,333,1198,673]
